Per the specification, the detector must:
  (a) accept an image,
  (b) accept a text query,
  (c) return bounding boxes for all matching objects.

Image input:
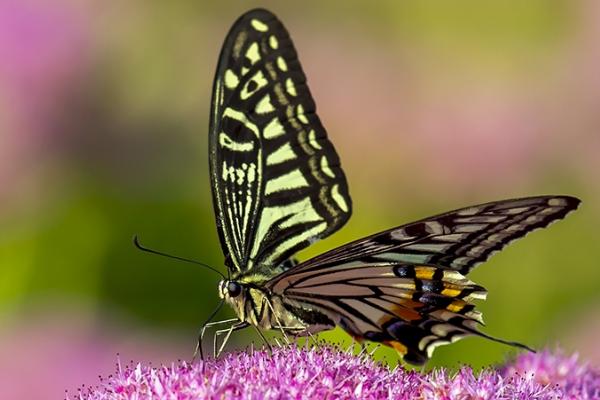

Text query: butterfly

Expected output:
[203,8,580,365]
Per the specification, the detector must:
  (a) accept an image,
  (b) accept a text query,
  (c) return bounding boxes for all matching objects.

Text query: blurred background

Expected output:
[1,0,599,398]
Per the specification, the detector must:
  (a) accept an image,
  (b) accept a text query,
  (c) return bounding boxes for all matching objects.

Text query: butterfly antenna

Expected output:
[133,235,225,279]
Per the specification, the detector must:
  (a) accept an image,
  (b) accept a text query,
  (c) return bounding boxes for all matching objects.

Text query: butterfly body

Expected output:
[219,278,335,335]
[205,8,581,365]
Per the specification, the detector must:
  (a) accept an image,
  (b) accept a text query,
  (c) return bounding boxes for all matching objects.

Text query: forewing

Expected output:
[280,196,580,276]
[209,9,351,275]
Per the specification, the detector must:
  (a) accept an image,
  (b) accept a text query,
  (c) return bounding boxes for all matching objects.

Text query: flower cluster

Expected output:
[501,349,600,399]
[69,345,599,400]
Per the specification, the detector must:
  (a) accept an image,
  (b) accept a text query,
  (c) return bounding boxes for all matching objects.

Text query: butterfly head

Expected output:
[218,279,260,325]
[218,279,243,299]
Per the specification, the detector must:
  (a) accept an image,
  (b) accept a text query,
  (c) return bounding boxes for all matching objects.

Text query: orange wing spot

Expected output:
[415,266,436,280]
[441,287,462,297]
[389,304,422,321]
[384,340,408,356]
[398,299,424,309]
[446,300,466,313]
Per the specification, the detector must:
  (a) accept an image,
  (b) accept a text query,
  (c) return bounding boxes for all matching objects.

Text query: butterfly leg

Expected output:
[271,325,308,344]
[348,337,356,354]
[262,297,291,344]
[252,325,273,353]
[357,341,368,357]
[215,321,250,358]
[306,331,318,347]
[194,318,239,361]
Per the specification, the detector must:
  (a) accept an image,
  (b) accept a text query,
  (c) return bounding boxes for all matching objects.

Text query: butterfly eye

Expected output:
[227,281,242,297]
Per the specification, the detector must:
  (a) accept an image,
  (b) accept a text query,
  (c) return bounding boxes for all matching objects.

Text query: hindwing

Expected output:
[274,263,492,365]
[267,195,580,364]
[209,9,351,276]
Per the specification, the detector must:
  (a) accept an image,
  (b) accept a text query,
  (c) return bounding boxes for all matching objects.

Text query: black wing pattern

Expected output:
[268,196,580,364]
[209,9,351,276]
[280,196,581,275]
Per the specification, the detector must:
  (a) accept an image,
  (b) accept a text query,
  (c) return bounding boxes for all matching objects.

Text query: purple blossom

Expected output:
[501,349,600,399]
[68,345,600,400]
[70,345,421,400]
[422,367,562,399]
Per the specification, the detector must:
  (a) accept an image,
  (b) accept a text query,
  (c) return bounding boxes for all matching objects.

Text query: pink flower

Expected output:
[422,367,562,400]
[501,349,600,399]
[69,345,599,400]
[70,345,421,400]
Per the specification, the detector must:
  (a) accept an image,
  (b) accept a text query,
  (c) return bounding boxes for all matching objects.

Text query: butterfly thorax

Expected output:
[218,278,309,332]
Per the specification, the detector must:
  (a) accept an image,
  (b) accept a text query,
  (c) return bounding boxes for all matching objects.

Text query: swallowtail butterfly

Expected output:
[204,8,580,365]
